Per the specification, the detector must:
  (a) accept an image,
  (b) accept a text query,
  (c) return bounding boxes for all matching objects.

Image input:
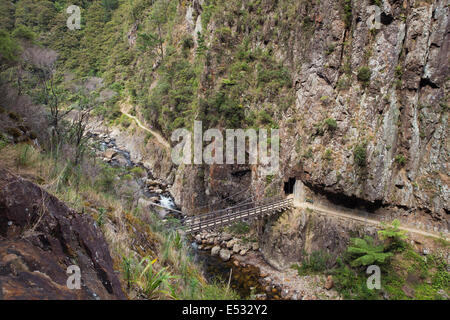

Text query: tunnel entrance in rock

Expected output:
[284,178,296,195]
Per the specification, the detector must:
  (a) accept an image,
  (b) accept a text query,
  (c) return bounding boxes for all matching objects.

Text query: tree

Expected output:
[68,92,94,166]
[102,0,119,22]
[347,236,393,267]
[0,30,19,65]
[138,0,170,60]
[37,68,71,153]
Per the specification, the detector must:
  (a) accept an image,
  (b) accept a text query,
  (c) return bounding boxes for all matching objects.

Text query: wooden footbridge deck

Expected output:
[181,197,293,234]
[150,197,293,233]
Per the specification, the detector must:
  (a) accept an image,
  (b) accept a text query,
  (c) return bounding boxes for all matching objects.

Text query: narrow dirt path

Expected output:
[120,102,171,149]
[298,203,449,241]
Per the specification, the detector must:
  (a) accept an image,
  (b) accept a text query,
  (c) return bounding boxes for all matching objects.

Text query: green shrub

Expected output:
[353,144,367,166]
[323,149,333,161]
[0,135,8,150]
[221,78,235,86]
[215,27,232,45]
[12,24,36,41]
[357,66,372,84]
[0,30,19,61]
[130,166,146,178]
[325,43,336,55]
[198,281,241,300]
[144,132,153,144]
[395,65,403,78]
[342,0,352,28]
[292,250,332,275]
[118,114,132,128]
[95,165,117,192]
[122,174,133,181]
[182,35,194,49]
[96,207,106,227]
[16,144,34,167]
[258,110,274,126]
[332,258,380,300]
[394,154,406,166]
[226,221,250,235]
[196,32,207,55]
[324,118,338,131]
[337,76,351,90]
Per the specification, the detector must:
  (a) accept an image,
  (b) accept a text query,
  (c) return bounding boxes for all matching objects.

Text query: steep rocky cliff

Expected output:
[163,0,449,271]
[282,0,448,217]
[166,0,449,223]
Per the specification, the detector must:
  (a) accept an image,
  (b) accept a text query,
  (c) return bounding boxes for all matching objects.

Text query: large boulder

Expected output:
[103,148,116,160]
[219,249,232,262]
[0,169,126,300]
[211,246,221,256]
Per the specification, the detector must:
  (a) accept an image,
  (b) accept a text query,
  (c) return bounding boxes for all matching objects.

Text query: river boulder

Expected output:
[219,249,232,261]
[211,246,221,256]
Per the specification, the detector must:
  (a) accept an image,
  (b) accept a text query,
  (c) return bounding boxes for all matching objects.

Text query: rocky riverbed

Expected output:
[192,230,341,300]
[86,129,178,218]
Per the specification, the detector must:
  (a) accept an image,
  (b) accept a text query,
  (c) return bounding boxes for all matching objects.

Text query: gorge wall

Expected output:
[168,0,449,222]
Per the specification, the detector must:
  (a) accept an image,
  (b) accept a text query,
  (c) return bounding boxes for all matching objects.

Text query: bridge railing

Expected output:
[182,196,283,224]
[183,197,293,233]
[188,196,284,222]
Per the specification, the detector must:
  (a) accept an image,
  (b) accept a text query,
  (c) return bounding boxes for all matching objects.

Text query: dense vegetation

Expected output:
[1,0,295,138]
[291,220,449,300]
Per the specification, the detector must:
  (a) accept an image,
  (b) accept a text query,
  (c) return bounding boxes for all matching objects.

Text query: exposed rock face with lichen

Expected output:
[0,169,125,300]
[284,0,449,218]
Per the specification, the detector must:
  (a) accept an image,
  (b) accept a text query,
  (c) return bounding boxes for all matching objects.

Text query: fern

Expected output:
[347,236,393,267]
[378,219,407,251]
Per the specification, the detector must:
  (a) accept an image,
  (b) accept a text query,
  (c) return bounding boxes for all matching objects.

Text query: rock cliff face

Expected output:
[0,169,125,299]
[161,0,449,269]
[170,0,448,220]
[284,0,448,217]
[259,208,378,270]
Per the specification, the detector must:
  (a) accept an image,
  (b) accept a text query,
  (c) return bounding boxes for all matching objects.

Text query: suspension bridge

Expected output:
[150,197,293,234]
